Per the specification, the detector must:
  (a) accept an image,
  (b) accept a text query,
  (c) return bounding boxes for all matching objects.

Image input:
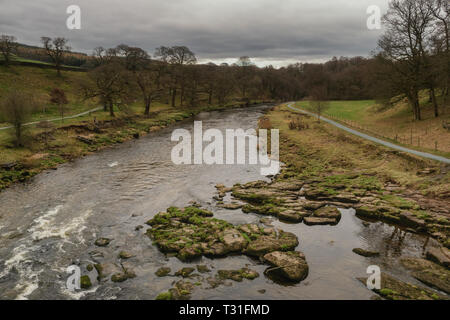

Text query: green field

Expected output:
[296,100,376,120]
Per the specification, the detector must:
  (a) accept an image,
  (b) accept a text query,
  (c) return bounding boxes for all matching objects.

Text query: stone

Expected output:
[196,265,210,273]
[313,206,341,221]
[263,251,308,282]
[244,231,298,257]
[175,267,195,278]
[217,268,259,282]
[426,247,450,268]
[80,275,92,289]
[222,229,248,252]
[94,263,121,280]
[94,237,111,247]
[155,267,171,277]
[118,251,133,259]
[304,217,337,226]
[401,257,450,294]
[111,269,136,283]
[218,202,243,210]
[277,210,305,223]
[359,272,445,300]
[352,248,380,257]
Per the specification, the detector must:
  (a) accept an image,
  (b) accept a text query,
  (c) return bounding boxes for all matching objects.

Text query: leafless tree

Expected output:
[0,35,18,66]
[41,37,71,76]
[154,46,196,107]
[310,85,330,123]
[0,92,36,147]
[82,62,135,117]
[378,0,436,120]
[50,88,69,122]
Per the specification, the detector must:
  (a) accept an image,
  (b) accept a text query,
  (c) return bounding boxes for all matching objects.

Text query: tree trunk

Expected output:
[171,88,176,107]
[430,86,439,117]
[144,97,151,116]
[109,101,115,117]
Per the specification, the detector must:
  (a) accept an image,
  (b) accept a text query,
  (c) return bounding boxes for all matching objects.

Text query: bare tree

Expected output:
[81,62,135,117]
[0,35,18,67]
[310,85,330,123]
[154,46,196,107]
[377,0,436,120]
[0,92,36,147]
[41,37,71,76]
[50,88,69,122]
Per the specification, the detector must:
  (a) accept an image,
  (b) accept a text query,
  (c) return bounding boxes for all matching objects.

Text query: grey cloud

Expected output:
[0,0,389,66]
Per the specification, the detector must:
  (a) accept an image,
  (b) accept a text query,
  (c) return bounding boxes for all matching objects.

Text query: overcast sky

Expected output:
[0,0,389,67]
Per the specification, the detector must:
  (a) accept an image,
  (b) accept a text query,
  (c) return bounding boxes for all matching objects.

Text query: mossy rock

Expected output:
[155,267,171,277]
[80,275,92,289]
[155,291,173,300]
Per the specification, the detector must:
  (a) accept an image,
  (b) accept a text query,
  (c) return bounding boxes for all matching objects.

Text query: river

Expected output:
[0,105,442,300]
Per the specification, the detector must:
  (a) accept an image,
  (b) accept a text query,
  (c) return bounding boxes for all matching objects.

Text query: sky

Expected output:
[0,0,390,67]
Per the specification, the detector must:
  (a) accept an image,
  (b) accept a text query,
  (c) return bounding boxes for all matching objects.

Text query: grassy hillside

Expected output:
[298,93,450,155]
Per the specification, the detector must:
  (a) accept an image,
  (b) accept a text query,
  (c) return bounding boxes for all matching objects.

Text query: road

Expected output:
[0,106,103,131]
[286,103,450,164]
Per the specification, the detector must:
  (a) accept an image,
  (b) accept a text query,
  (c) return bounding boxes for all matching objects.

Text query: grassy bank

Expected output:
[297,93,450,154]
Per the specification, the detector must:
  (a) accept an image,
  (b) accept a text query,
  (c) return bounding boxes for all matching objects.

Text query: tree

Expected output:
[41,37,71,76]
[81,62,135,117]
[154,46,196,107]
[310,85,330,123]
[50,88,69,122]
[115,45,166,115]
[0,92,36,147]
[0,35,18,67]
[428,0,450,100]
[377,0,435,120]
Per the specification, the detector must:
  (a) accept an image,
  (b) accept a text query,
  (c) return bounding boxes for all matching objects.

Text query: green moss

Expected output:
[80,275,92,289]
[155,291,173,300]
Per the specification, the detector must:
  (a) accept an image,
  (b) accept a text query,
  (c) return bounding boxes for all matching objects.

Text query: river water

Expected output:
[0,105,443,300]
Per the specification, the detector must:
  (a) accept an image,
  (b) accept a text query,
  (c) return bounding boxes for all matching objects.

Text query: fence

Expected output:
[325,112,446,153]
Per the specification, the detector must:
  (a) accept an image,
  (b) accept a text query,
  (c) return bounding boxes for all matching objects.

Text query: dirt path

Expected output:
[0,106,103,131]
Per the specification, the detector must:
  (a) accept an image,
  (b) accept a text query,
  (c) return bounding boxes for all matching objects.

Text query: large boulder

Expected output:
[263,251,309,282]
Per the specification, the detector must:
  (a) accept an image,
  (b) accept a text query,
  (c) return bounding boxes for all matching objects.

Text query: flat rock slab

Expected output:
[304,217,338,226]
[277,210,307,223]
[401,257,450,294]
[426,247,450,268]
[352,248,380,257]
[313,206,341,221]
[263,251,308,282]
[359,272,446,300]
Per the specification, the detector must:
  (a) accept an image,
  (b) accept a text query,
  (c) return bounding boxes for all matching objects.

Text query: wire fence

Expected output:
[325,112,447,153]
